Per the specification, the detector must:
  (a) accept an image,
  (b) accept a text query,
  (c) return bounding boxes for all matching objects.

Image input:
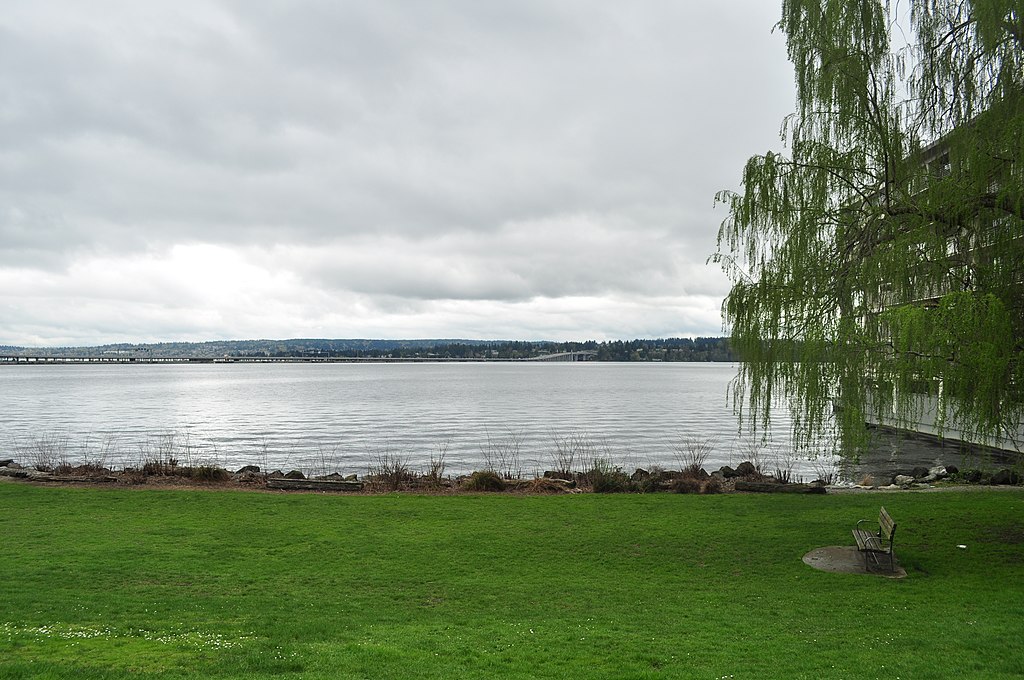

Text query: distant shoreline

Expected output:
[0,336,737,362]
[2,354,736,365]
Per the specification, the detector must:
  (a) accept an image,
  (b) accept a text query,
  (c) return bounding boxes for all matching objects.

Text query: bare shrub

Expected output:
[180,431,198,469]
[253,435,272,473]
[673,435,716,479]
[141,460,166,476]
[368,448,415,491]
[810,455,840,485]
[548,430,594,477]
[156,432,180,470]
[773,467,794,484]
[424,441,449,487]
[770,444,801,484]
[51,432,120,475]
[737,440,769,476]
[19,432,70,472]
[701,478,723,494]
[671,477,702,494]
[313,443,341,478]
[481,429,524,480]
[140,432,182,476]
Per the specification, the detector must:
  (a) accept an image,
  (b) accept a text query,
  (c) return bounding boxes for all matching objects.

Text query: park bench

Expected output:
[853,506,897,573]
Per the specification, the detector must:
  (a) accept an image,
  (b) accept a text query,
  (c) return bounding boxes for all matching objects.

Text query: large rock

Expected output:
[284,470,306,480]
[0,459,15,467]
[893,475,915,486]
[911,466,931,480]
[236,465,261,474]
[991,469,1021,486]
[735,461,757,477]
[717,465,738,479]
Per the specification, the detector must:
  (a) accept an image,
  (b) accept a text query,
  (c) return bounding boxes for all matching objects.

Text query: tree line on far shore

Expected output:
[243,337,735,362]
[4,337,735,362]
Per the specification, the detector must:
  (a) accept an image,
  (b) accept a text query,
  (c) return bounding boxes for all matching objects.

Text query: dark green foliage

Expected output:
[461,470,506,492]
[583,459,632,493]
[188,466,230,483]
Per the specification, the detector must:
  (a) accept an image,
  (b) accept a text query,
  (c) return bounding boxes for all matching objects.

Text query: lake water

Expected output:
[0,361,966,481]
[0,362,816,475]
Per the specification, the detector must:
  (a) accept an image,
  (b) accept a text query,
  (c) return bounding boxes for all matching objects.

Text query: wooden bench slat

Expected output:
[852,529,882,552]
[879,506,896,538]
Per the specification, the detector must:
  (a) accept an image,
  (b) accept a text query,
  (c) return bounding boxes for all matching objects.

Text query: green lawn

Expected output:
[1,483,1022,678]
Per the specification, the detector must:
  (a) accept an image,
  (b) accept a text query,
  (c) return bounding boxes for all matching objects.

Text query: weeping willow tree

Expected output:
[714,0,1024,457]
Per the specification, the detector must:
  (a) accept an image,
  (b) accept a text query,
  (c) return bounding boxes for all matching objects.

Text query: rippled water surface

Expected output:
[2,362,825,476]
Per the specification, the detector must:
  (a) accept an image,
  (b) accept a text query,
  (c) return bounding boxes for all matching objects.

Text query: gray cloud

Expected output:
[0,0,793,344]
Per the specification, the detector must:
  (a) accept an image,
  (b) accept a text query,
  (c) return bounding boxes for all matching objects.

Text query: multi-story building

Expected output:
[859,120,1023,459]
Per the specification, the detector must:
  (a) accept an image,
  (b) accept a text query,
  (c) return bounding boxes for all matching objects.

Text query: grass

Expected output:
[1,483,1022,679]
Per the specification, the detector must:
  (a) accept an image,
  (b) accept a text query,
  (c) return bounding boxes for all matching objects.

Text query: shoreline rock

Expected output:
[1,458,1020,495]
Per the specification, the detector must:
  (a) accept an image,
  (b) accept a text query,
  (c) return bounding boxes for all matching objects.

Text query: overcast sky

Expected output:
[0,1,794,346]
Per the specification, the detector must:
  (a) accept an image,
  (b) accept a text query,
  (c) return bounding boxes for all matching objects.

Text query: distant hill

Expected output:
[2,337,735,362]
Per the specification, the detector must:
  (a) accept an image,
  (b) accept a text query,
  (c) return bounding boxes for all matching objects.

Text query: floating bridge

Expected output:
[525,351,598,362]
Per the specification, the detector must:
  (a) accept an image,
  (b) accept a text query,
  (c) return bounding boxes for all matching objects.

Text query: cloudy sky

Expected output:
[1,1,794,346]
